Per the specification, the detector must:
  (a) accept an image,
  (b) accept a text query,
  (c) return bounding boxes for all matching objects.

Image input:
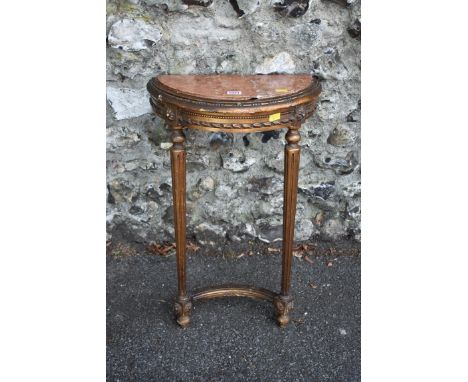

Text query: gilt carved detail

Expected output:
[174,296,192,328]
[274,295,294,327]
[150,98,317,130]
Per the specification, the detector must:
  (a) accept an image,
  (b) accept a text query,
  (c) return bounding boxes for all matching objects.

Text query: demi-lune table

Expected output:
[147,74,321,327]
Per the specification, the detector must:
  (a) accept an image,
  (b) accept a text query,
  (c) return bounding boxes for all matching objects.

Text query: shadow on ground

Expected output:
[107,241,360,382]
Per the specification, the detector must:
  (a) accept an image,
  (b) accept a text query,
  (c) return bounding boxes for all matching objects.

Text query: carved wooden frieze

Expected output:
[147,74,320,133]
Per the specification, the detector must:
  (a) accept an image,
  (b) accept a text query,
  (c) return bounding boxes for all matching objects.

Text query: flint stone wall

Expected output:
[106,0,361,246]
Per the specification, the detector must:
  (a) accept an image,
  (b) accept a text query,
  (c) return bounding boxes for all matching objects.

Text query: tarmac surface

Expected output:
[106,241,360,382]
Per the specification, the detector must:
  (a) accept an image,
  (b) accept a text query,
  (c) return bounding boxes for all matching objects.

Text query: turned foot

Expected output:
[174,296,192,328]
[274,295,293,327]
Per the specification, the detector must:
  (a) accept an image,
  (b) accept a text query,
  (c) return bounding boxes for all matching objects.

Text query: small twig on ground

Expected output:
[148,241,201,256]
[187,242,201,252]
[304,255,314,265]
[292,243,315,258]
[297,244,316,255]
[147,242,175,256]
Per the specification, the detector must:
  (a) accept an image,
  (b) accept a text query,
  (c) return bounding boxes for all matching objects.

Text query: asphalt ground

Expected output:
[106,241,360,382]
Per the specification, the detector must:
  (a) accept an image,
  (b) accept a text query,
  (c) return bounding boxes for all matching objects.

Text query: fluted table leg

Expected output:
[274,125,301,327]
[170,127,192,327]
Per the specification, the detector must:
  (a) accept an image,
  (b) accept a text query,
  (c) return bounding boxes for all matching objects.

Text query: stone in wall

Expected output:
[221,149,257,173]
[327,124,358,147]
[108,19,162,51]
[322,0,357,7]
[234,0,261,16]
[183,0,213,7]
[142,0,189,12]
[106,87,152,120]
[255,52,296,74]
[273,0,310,18]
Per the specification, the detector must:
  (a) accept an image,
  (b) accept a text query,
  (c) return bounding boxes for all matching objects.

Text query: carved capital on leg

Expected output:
[274,294,294,327]
[174,295,192,328]
[285,126,300,148]
[171,127,185,150]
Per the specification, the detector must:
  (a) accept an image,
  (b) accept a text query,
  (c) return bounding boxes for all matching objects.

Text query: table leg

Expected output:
[170,127,192,327]
[274,125,301,327]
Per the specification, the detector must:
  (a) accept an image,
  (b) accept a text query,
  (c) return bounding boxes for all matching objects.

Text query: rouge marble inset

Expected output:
[157,74,315,101]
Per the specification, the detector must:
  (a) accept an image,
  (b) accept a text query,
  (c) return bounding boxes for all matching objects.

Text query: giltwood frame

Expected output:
[147,75,321,327]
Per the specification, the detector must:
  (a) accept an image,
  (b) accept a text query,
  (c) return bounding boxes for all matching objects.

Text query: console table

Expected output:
[147,74,321,327]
